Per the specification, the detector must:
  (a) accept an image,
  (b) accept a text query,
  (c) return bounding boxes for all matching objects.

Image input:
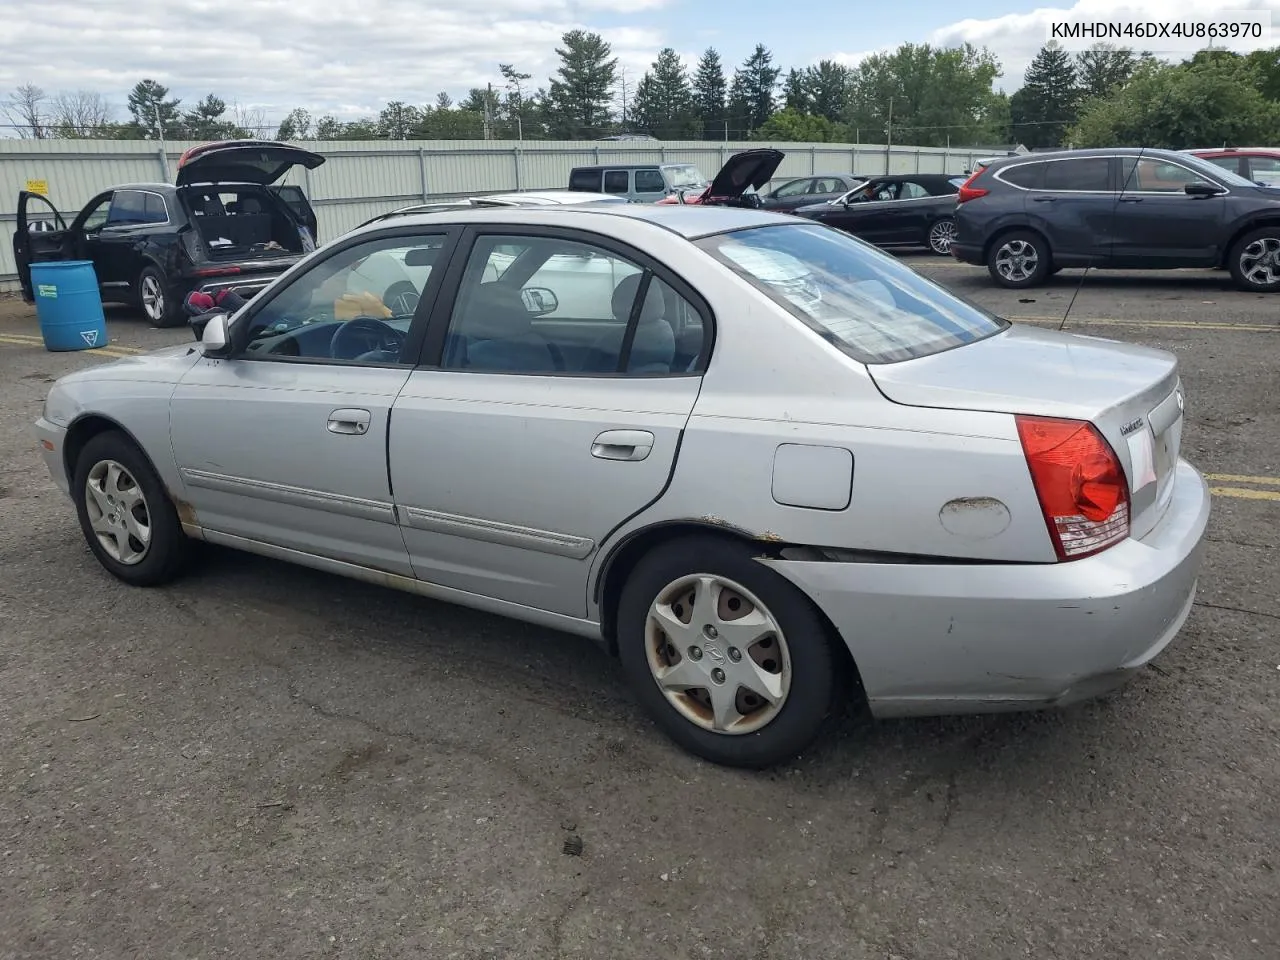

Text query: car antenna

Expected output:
[1058,144,1147,332]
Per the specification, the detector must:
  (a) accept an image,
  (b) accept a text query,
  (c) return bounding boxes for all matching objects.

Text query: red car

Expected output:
[1185,147,1280,186]
[656,149,784,206]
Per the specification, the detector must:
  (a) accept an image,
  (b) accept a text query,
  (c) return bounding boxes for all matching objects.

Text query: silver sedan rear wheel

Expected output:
[644,574,792,735]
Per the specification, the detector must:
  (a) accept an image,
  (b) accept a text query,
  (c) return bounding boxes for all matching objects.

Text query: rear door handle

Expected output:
[327,408,371,435]
[1032,196,1056,202]
[1119,197,1143,203]
[591,429,654,461]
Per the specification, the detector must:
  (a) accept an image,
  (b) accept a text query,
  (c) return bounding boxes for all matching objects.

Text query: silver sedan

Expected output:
[34,203,1211,768]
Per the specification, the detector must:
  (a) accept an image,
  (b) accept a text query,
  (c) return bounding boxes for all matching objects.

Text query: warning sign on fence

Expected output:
[25,179,48,196]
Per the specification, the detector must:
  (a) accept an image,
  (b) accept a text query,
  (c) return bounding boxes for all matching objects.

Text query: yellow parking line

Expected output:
[1209,486,1280,501]
[1205,473,1280,486]
[0,334,141,356]
[1009,315,1277,332]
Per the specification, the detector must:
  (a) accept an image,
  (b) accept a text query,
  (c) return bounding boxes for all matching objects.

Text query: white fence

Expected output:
[0,138,1002,291]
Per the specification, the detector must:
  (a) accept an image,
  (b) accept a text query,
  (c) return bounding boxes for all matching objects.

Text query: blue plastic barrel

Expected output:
[29,260,109,352]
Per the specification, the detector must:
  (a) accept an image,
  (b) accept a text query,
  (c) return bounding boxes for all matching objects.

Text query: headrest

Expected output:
[459,283,534,338]
[612,273,666,325]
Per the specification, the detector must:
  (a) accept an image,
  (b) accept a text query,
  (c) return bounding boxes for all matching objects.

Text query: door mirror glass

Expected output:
[520,286,559,316]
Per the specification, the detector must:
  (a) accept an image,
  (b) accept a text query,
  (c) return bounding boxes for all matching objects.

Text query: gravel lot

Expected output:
[1,257,1276,960]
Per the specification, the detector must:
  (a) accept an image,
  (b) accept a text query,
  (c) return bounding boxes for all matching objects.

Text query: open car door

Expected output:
[12,191,74,302]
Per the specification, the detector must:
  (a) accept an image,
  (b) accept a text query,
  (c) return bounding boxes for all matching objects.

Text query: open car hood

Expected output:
[707,149,785,198]
[175,140,325,186]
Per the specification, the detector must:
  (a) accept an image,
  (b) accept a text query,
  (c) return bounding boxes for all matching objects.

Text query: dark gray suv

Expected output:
[951,147,1280,292]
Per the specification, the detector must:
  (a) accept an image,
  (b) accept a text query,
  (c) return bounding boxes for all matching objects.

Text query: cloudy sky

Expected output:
[2,0,1276,129]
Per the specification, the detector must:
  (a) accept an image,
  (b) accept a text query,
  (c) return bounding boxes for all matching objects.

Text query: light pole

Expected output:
[150,95,170,179]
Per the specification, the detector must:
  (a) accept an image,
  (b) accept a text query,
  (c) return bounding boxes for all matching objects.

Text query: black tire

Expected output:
[136,264,184,328]
[927,217,957,256]
[615,535,845,769]
[72,429,191,586]
[1226,226,1280,292]
[986,229,1051,289]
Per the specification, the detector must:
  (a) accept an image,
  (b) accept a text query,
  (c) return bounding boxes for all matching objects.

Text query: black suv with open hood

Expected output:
[13,140,325,327]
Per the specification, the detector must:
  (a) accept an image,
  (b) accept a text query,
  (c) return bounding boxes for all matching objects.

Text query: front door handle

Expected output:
[1119,197,1143,203]
[592,429,654,461]
[1032,196,1056,202]
[327,408,371,435]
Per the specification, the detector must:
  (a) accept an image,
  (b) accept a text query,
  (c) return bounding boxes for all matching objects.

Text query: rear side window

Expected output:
[697,222,1007,364]
[603,170,629,193]
[634,168,666,192]
[1043,158,1111,191]
[106,190,161,226]
[569,169,601,191]
[144,192,168,223]
[998,163,1044,189]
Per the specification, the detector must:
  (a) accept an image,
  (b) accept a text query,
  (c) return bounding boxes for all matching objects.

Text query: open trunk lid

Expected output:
[707,149,785,199]
[868,324,1184,540]
[176,140,325,187]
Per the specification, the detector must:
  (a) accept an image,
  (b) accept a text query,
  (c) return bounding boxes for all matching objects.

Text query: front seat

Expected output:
[583,273,675,373]
[452,284,561,372]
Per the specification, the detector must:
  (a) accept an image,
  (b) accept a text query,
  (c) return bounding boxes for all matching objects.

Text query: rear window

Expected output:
[569,168,601,191]
[696,223,1007,364]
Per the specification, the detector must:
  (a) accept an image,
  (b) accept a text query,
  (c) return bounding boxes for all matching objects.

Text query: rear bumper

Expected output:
[760,459,1211,717]
[950,241,983,265]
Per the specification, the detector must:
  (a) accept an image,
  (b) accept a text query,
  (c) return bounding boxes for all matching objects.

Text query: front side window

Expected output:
[1125,158,1199,192]
[697,222,1007,364]
[634,169,666,192]
[1249,156,1280,177]
[898,181,929,199]
[80,195,113,232]
[239,233,448,364]
[441,234,705,375]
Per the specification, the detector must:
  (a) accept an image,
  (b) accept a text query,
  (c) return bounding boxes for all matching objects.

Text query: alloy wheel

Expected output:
[141,274,164,322]
[644,574,792,735]
[929,219,957,255]
[994,239,1039,282]
[84,459,152,565]
[1240,236,1280,287]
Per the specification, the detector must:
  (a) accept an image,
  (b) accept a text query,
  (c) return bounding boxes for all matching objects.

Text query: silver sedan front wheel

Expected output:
[645,574,792,735]
[84,459,152,564]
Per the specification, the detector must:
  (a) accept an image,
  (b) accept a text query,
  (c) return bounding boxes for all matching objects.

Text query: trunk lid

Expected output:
[868,324,1184,540]
[176,140,325,187]
[707,149,785,199]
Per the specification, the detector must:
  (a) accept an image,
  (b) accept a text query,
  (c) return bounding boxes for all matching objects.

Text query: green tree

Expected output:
[755,108,850,142]
[499,64,533,138]
[543,30,618,139]
[1075,43,1138,99]
[126,79,181,140]
[846,43,1005,148]
[275,107,313,141]
[631,48,699,139]
[727,44,780,137]
[1244,46,1280,100]
[1068,56,1280,148]
[377,101,421,139]
[1010,41,1080,148]
[782,69,810,112]
[182,94,246,140]
[691,48,727,139]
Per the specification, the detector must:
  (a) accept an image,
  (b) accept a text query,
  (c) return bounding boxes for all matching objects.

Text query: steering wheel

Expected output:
[329,316,406,361]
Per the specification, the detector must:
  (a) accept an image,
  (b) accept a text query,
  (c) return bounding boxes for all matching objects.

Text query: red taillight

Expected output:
[956,169,988,203]
[1015,415,1130,561]
[193,265,242,277]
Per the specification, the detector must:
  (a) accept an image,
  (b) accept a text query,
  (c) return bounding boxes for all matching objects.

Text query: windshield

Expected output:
[1168,151,1256,187]
[696,223,1009,364]
[665,164,707,188]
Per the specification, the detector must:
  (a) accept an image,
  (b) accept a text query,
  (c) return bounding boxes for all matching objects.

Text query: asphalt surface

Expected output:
[1,256,1277,960]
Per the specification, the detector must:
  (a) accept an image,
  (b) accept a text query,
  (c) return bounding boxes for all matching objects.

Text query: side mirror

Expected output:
[521,286,559,317]
[199,312,231,355]
[1185,181,1225,197]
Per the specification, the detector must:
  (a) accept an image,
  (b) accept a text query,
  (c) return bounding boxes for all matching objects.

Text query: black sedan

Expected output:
[756,174,865,212]
[791,174,966,255]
